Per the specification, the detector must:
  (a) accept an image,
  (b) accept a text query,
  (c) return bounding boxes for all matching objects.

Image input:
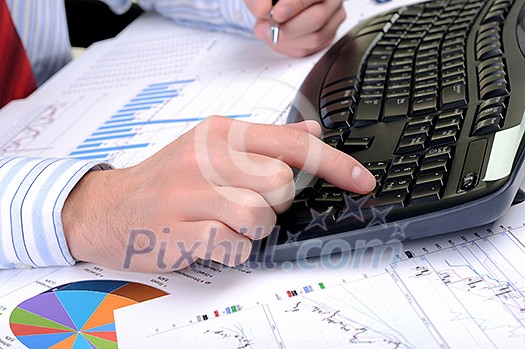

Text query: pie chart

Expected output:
[9,280,168,348]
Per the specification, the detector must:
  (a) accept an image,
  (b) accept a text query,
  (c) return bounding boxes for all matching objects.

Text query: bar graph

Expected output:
[67,79,251,164]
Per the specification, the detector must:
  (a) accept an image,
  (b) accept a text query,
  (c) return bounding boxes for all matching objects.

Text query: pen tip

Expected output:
[270,26,280,45]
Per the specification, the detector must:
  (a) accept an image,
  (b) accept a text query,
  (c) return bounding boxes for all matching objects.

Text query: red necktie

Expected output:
[0,0,36,108]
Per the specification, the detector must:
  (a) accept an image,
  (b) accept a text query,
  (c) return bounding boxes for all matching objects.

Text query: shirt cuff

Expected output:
[0,157,112,269]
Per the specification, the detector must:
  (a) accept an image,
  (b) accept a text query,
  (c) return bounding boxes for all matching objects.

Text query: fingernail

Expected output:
[352,166,376,193]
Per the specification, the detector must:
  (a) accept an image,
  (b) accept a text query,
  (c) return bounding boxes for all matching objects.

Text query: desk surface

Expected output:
[2,1,525,348]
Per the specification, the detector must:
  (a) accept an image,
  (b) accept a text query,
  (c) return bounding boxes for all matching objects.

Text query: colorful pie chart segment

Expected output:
[9,280,168,348]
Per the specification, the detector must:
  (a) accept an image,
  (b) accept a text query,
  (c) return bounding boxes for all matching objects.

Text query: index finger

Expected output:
[271,0,324,23]
[243,0,273,18]
[230,120,377,194]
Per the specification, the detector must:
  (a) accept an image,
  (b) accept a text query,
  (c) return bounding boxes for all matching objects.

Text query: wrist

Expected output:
[62,169,111,263]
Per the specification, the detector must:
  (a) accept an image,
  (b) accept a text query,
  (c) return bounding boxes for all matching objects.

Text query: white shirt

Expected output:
[0,0,255,269]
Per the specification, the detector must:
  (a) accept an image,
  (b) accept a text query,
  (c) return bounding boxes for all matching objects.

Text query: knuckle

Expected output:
[232,191,274,229]
[280,126,308,152]
[199,115,230,132]
[339,7,347,22]
[310,32,327,47]
[237,193,266,220]
[176,142,198,165]
[267,163,294,189]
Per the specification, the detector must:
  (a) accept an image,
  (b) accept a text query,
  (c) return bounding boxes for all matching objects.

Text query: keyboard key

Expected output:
[412,95,438,115]
[477,42,503,61]
[479,72,507,90]
[482,9,506,24]
[283,202,313,224]
[478,65,505,82]
[442,73,466,86]
[420,157,449,173]
[404,123,431,137]
[387,164,417,179]
[435,115,462,129]
[342,137,374,152]
[429,127,459,146]
[480,79,509,99]
[366,193,407,209]
[425,145,454,163]
[408,114,435,126]
[355,98,382,125]
[381,178,413,194]
[441,82,468,109]
[364,160,390,172]
[409,185,442,205]
[322,111,352,129]
[475,105,504,122]
[478,56,503,72]
[416,171,446,186]
[315,188,346,203]
[320,89,356,109]
[383,97,410,120]
[321,78,358,98]
[396,135,428,154]
[472,116,503,135]
[393,154,421,166]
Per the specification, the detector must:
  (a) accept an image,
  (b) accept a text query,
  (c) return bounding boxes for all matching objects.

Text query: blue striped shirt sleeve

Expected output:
[0,158,110,269]
[6,0,71,86]
[103,0,256,36]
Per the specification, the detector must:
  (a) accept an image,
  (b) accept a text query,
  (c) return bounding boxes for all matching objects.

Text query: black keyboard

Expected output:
[252,0,525,262]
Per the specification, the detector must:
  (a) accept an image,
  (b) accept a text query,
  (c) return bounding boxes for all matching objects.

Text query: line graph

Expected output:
[392,231,525,348]
[1,103,62,156]
[142,273,442,349]
[146,306,281,349]
[267,276,441,349]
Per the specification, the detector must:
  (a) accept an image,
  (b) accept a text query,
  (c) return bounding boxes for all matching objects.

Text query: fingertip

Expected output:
[245,0,272,18]
[224,238,252,266]
[351,166,377,194]
[253,20,269,41]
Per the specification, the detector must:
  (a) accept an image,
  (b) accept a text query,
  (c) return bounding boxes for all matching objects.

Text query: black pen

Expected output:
[270,0,280,45]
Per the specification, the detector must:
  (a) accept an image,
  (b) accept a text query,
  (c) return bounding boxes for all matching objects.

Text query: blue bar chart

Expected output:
[68,79,251,163]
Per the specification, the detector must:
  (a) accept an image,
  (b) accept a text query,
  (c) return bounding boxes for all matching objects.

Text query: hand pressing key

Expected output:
[62,116,375,272]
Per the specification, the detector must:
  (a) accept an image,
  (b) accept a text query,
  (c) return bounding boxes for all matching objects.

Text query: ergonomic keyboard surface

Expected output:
[253,0,525,262]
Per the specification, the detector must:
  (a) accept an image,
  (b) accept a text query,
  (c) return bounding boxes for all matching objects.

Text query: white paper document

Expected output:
[3,1,523,348]
[113,203,525,348]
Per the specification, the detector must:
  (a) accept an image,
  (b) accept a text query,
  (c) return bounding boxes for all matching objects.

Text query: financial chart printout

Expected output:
[113,206,525,348]
[0,24,307,168]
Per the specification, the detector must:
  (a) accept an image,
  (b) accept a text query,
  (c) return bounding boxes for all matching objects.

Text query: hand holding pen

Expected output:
[244,0,346,57]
